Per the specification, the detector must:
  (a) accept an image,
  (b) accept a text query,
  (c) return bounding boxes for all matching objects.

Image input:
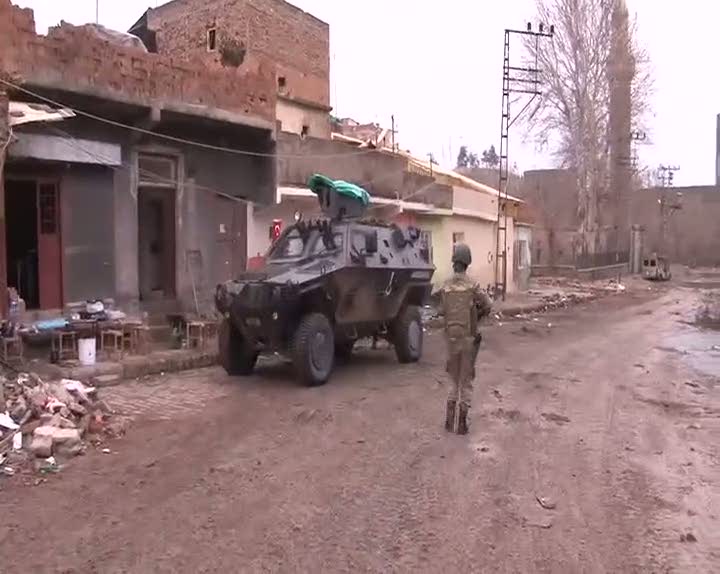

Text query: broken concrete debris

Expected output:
[1,371,117,468]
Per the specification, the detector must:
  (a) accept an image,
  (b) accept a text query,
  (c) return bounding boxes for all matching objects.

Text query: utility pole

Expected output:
[96,0,99,24]
[494,22,554,300]
[658,191,682,256]
[657,164,680,187]
[390,115,396,153]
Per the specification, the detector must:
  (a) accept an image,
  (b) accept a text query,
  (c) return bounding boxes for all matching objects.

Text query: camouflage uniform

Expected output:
[440,271,491,403]
[441,272,491,406]
[437,243,492,435]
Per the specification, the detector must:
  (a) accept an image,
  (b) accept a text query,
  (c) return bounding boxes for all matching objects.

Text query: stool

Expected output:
[100,329,124,359]
[1,336,23,362]
[130,325,151,355]
[185,321,206,349]
[52,331,77,362]
[203,321,219,341]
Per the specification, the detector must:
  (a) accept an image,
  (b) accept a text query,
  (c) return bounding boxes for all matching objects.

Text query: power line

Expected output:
[48,125,249,203]
[44,125,413,210]
[0,77,387,161]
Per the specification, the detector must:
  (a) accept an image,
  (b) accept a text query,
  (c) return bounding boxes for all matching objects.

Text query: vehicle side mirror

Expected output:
[364,230,378,254]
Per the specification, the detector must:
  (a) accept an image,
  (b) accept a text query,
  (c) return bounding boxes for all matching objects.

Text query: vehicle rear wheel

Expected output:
[292,313,335,386]
[392,305,423,363]
[219,318,258,376]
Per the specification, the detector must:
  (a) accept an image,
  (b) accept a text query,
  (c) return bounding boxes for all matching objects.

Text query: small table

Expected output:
[1,336,23,362]
[52,330,78,362]
[100,329,124,359]
[130,324,151,355]
[186,321,207,349]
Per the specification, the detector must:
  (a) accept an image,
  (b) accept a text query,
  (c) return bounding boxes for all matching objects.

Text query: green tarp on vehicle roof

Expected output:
[308,173,371,206]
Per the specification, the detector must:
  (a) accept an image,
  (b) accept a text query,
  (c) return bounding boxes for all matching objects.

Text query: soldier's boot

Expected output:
[445,400,456,432]
[457,404,469,435]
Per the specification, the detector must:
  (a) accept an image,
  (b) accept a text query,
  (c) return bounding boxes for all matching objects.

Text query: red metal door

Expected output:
[37,182,62,309]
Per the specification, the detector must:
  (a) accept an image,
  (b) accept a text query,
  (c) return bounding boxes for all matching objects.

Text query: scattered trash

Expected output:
[680,532,697,543]
[102,448,111,454]
[37,456,60,474]
[0,412,19,430]
[12,431,22,450]
[522,517,553,529]
[536,495,557,510]
[541,412,571,425]
[2,466,15,477]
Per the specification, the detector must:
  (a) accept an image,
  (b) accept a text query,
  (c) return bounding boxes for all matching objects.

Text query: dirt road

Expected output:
[2,285,719,573]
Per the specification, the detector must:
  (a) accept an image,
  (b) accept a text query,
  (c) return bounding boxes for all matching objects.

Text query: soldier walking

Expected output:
[438,243,492,434]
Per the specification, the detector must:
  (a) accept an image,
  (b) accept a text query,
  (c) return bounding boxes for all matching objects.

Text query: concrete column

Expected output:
[630,224,644,274]
[0,86,9,317]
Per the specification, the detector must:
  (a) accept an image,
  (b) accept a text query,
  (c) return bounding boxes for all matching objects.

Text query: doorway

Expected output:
[138,186,176,300]
[5,179,63,310]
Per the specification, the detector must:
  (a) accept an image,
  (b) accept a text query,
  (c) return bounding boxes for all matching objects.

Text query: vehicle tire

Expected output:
[292,313,335,386]
[334,339,355,362]
[219,318,258,376]
[392,305,423,364]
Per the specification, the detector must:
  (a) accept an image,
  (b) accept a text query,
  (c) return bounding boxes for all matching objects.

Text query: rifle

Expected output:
[471,333,482,379]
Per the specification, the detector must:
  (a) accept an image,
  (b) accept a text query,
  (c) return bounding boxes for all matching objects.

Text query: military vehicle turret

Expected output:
[215,174,435,386]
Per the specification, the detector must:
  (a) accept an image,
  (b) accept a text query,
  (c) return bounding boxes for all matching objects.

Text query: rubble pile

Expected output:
[696,292,720,329]
[0,372,116,465]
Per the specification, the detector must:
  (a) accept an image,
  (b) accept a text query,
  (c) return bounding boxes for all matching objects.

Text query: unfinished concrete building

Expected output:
[129,0,331,138]
[0,0,276,318]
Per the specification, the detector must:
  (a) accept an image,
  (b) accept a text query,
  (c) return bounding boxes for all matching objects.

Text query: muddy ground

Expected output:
[1,282,719,573]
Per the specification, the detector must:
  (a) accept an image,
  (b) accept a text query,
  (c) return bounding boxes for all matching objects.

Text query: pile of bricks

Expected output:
[0,371,123,474]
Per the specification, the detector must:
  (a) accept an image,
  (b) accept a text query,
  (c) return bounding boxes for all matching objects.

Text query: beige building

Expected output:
[404,154,521,292]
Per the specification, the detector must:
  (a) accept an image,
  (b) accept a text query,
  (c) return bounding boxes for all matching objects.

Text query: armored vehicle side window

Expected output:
[311,232,344,255]
[269,229,305,260]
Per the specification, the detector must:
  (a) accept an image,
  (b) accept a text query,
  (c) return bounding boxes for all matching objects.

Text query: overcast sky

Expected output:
[13,0,719,187]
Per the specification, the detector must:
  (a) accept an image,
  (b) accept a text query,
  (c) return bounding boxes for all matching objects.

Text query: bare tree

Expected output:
[524,0,652,256]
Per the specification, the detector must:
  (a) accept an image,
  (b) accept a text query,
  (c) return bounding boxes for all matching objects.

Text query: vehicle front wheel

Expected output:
[219,318,258,376]
[292,313,335,386]
[391,305,423,364]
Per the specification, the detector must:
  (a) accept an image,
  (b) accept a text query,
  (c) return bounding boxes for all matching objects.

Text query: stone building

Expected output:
[129,0,331,138]
[0,0,276,317]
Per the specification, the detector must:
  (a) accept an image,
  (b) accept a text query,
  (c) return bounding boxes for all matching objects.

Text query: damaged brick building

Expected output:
[129,0,331,138]
[0,0,277,317]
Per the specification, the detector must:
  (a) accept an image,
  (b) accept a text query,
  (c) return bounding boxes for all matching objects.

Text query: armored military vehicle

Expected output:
[215,174,435,386]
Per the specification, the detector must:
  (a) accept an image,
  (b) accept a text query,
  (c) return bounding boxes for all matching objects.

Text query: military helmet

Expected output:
[452,243,472,266]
